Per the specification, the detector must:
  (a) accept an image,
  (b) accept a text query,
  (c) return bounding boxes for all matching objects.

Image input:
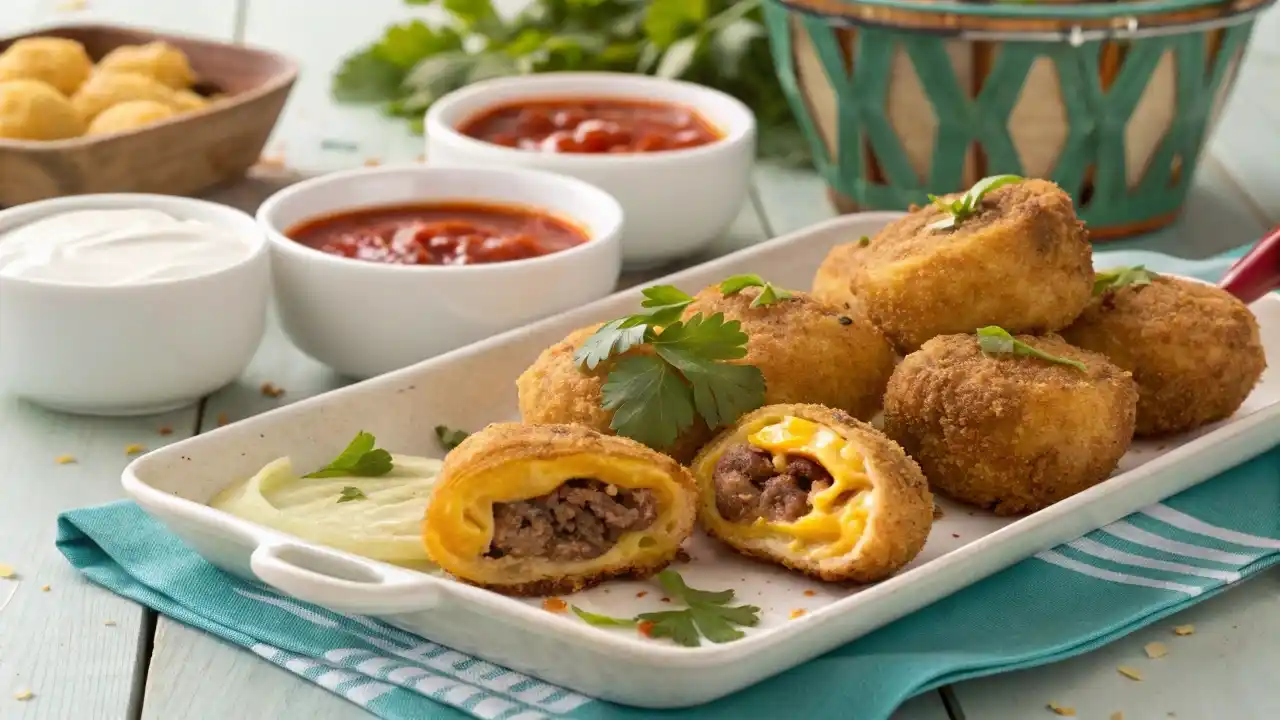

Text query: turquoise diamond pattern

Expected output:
[763,0,1258,234]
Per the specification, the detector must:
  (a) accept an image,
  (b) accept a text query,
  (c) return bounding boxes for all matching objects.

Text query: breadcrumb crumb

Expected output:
[789,608,806,619]
[1144,641,1168,659]
[260,382,285,398]
[124,444,145,455]
[40,585,50,592]
[1110,713,1125,720]
[803,590,816,597]
[1117,666,1143,681]
[13,689,33,701]
[0,564,15,579]
[541,597,567,613]
[363,158,382,167]
[104,620,117,627]
[1047,701,1076,716]
[217,414,229,427]
[158,426,173,436]
[1173,624,1195,636]
[55,455,76,465]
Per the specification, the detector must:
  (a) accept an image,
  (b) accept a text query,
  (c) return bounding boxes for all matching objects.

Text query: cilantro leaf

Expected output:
[337,486,367,503]
[656,568,734,605]
[657,343,764,430]
[718,274,794,307]
[331,50,404,103]
[928,175,1023,230]
[651,313,750,362]
[573,285,694,371]
[636,610,702,646]
[638,285,695,326]
[435,425,470,451]
[1093,265,1157,296]
[601,355,697,450]
[976,326,1086,372]
[304,432,394,479]
[571,606,638,627]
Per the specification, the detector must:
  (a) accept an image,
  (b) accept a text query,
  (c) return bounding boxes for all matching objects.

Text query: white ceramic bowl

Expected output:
[0,194,269,416]
[257,164,624,380]
[425,72,756,269]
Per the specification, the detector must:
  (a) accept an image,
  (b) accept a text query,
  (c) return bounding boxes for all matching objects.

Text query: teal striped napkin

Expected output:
[56,247,1280,720]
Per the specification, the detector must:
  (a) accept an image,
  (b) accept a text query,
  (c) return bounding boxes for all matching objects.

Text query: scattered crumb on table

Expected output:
[158,426,173,436]
[1110,713,1125,720]
[364,158,382,167]
[13,689,33,701]
[55,455,76,465]
[55,0,86,10]
[659,597,671,603]
[541,597,567,613]
[1047,701,1075,716]
[789,609,806,619]
[217,414,229,427]
[635,591,648,598]
[40,585,50,592]
[952,533,960,538]
[124,444,145,455]
[1117,666,1143,681]
[260,382,285,398]
[104,619,117,627]
[1173,624,1195,636]
[1144,641,1168,659]
[0,564,15,579]
[803,589,816,597]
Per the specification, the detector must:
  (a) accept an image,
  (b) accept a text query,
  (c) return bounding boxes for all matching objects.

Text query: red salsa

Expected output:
[286,202,589,266]
[456,98,722,154]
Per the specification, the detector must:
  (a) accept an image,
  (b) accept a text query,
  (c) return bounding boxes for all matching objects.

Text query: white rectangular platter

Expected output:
[124,212,1280,709]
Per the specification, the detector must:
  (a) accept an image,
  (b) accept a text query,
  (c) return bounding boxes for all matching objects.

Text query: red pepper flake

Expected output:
[542,597,567,613]
[217,414,229,427]
[260,382,285,398]
[637,620,655,638]
[635,591,648,598]
[952,533,961,538]
[158,426,173,436]
[659,597,672,603]
[803,590,816,597]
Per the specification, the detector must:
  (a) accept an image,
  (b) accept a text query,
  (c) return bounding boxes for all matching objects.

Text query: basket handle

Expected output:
[1219,224,1280,304]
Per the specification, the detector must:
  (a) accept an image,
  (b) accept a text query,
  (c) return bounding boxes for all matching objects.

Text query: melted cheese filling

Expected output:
[744,416,873,559]
[428,454,680,564]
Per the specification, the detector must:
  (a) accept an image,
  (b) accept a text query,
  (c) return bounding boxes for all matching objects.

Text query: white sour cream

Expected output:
[0,208,255,285]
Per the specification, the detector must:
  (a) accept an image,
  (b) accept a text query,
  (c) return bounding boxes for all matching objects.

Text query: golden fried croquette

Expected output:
[813,179,1093,353]
[692,403,933,583]
[424,423,697,596]
[883,333,1137,515]
[0,37,93,95]
[516,323,715,463]
[170,88,209,113]
[71,70,176,121]
[96,41,195,90]
[681,285,897,420]
[0,79,84,140]
[85,99,177,135]
[1061,274,1266,436]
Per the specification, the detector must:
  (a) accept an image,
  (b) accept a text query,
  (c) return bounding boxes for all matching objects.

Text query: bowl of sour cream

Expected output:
[0,194,268,415]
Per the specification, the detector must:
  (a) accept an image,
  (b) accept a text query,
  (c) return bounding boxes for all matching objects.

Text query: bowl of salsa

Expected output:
[257,165,623,379]
[425,73,756,270]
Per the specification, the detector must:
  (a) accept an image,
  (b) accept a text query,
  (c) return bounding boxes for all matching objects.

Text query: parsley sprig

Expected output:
[575,285,765,450]
[337,486,367,503]
[927,175,1023,230]
[303,431,394,479]
[434,425,471,451]
[1093,265,1157,296]
[719,274,793,307]
[571,570,760,647]
[976,326,1086,372]
[331,0,808,165]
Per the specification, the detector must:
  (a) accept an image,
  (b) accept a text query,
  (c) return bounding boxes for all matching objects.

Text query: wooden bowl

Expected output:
[0,24,298,206]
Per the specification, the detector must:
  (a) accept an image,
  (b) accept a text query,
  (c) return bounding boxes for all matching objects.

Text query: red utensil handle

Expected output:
[1219,224,1280,304]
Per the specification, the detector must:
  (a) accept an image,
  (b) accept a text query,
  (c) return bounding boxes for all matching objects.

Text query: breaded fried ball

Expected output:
[516,323,714,463]
[86,99,177,135]
[0,37,93,95]
[813,179,1093,353]
[0,79,84,140]
[97,41,195,89]
[681,285,897,420]
[170,88,209,113]
[71,70,176,121]
[884,332,1137,515]
[1061,275,1266,436]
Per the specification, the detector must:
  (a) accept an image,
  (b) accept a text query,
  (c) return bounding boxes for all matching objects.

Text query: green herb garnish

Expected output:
[337,486,368,503]
[719,274,793,307]
[1093,265,1157,296]
[572,570,759,647]
[330,0,808,165]
[976,326,1086,372]
[435,425,471,451]
[576,286,764,450]
[304,431,394,478]
[571,606,638,628]
[857,235,870,247]
[927,175,1024,230]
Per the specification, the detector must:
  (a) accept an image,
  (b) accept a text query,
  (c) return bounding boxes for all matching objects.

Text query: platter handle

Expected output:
[250,541,444,616]
[1220,224,1280,304]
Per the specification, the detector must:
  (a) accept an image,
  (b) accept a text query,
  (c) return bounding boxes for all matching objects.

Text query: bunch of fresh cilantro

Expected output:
[331,0,809,165]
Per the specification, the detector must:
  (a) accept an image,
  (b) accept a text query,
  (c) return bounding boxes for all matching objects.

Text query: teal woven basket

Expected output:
[764,0,1274,238]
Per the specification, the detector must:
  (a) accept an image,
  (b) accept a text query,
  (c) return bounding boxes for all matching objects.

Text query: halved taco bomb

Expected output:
[424,423,697,596]
[691,403,933,583]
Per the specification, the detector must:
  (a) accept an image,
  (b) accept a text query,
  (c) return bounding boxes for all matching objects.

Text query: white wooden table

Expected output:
[2,1,1279,718]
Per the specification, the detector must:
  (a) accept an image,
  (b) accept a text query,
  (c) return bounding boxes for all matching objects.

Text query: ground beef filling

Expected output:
[713,444,833,523]
[486,479,658,563]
